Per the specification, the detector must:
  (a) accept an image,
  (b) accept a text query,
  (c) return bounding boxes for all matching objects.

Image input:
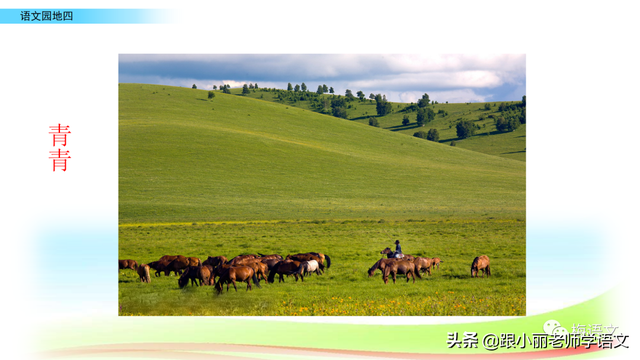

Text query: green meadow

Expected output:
[119,83,525,316]
[119,220,525,316]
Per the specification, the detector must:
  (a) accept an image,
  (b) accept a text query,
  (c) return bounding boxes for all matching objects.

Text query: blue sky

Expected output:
[119,54,525,103]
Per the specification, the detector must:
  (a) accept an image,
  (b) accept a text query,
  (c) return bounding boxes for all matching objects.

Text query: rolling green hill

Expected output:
[119,84,525,224]
[237,88,526,162]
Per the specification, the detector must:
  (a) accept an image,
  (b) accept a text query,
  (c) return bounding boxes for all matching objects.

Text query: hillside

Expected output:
[236,88,526,162]
[119,84,525,224]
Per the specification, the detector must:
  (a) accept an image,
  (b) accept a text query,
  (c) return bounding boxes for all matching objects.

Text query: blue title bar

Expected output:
[0,9,171,24]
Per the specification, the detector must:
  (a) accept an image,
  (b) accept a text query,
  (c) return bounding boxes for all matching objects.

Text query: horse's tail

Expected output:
[267,263,278,283]
[414,264,423,279]
[486,264,491,277]
[252,272,262,288]
[325,254,331,269]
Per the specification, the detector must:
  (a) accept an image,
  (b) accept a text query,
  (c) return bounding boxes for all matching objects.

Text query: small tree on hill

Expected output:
[368,117,380,127]
[456,120,478,139]
[192,84,197,89]
[427,128,439,142]
[484,103,491,110]
[294,84,300,92]
[317,85,324,94]
[287,83,293,91]
[322,84,328,93]
[213,85,217,90]
[301,83,307,92]
[402,115,410,126]
[357,91,365,101]
[208,91,215,99]
[329,87,334,94]
[254,83,259,89]
[345,89,355,100]
[242,84,250,95]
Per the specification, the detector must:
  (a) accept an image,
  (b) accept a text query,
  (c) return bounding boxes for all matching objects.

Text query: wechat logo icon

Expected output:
[544,319,568,335]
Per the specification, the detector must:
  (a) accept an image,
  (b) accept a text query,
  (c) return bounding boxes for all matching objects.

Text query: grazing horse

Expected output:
[149,255,188,276]
[187,257,201,266]
[178,266,211,288]
[300,260,323,276]
[413,257,433,276]
[382,260,422,284]
[471,255,491,278]
[285,254,325,272]
[261,258,280,272]
[214,266,261,294]
[203,256,227,268]
[136,264,151,283]
[267,260,304,283]
[242,259,270,284]
[367,258,399,277]
[431,257,442,271]
[380,247,415,261]
[119,259,138,271]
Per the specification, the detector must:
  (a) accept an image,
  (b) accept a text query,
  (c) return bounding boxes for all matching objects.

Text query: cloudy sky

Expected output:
[119,54,525,103]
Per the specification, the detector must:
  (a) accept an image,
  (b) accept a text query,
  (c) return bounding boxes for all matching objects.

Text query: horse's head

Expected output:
[285,254,291,260]
[380,247,391,255]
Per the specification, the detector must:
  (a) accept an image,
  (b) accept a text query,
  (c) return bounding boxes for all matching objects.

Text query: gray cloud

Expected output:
[119,54,525,102]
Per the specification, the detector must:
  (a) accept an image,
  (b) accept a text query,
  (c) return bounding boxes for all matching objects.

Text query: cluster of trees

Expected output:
[413,129,439,142]
[495,96,526,131]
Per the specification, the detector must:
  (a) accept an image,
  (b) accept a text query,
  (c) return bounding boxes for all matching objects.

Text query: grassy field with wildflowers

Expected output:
[119,219,525,316]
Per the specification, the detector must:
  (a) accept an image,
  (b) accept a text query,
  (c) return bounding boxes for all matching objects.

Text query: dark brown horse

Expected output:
[471,255,491,278]
[136,264,151,283]
[214,266,261,294]
[267,260,304,283]
[119,259,138,271]
[367,258,399,277]
[149,255,188,276]
[380,247,415,261]
[382,260,422,284]
[203,256,227,268]
[413,257,433,276]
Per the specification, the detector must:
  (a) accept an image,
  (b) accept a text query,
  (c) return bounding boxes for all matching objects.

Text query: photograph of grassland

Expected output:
[119,55,525,316]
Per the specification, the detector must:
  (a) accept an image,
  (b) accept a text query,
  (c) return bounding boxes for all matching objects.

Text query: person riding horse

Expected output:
[393,240,404,259]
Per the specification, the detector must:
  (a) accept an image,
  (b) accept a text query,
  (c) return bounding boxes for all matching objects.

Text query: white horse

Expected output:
[301,260,323,276]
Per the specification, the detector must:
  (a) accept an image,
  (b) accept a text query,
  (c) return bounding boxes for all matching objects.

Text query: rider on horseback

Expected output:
[393,240,404,259]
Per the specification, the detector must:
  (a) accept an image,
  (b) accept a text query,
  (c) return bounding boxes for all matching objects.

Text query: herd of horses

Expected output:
[119,248,491,294]
[118,252,331,295]
[369,248,490,283]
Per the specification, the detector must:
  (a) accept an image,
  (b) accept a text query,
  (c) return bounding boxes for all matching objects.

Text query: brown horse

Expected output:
[227,254,259,265]
[380,247,415,262]
[432,257,442,271]
[285,254,325,271]
[149,255,188,276]
[178,266,211,288]
[258,254,283,261]
[187,257,201,266]
[413,257,433,276]
[119,259,138,271]
[214,266,261,294]
[203,256,227,268]
[267,260,304,283]
[471,255,491,278]
[367,258,399,277]
[382,260,422,284]
[242,259,270,284]
[136,264,151,283]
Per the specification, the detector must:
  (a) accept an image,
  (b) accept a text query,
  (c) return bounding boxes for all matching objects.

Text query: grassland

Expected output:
[119,84,525,224]
[119,219,525,316]
[119,83,525,316]
[239,88,526,162]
